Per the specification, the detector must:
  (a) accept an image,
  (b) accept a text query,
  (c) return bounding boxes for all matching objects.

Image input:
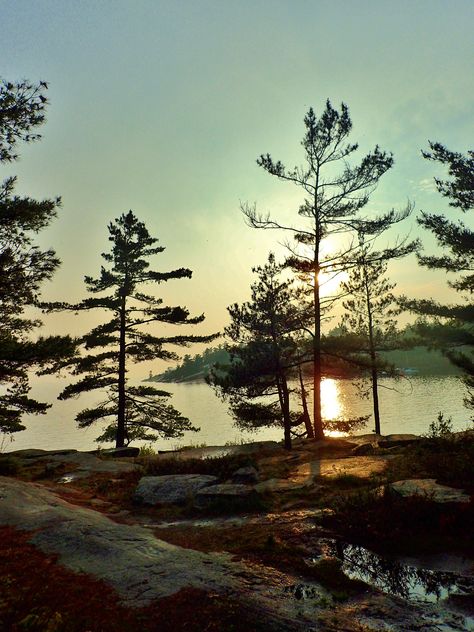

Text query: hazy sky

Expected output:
[2,0,473,367]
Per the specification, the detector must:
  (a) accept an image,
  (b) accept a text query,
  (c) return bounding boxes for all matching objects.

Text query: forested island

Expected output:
[147,341,461,384]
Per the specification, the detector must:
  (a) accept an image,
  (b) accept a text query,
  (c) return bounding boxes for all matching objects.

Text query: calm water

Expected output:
[2,376,472,453]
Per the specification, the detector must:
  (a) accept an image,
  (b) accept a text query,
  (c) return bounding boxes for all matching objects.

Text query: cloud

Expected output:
[417,178,438,193]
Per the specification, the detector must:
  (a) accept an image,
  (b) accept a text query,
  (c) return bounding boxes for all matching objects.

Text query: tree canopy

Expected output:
[0,78,75,435]
[401,142,474,413]
[210,254,307,449]
[54,210,217,446]
[243,101,411,438]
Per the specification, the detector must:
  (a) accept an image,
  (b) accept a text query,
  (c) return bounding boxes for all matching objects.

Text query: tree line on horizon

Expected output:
[0,78,472,449]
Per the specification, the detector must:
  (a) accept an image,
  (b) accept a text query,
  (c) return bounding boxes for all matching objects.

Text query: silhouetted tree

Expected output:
[243,101,407,438]
[54,211,216,446]
[0,78,75,435]
[401,142,474,413]
[210,254,305,450]
[341,253,400,434]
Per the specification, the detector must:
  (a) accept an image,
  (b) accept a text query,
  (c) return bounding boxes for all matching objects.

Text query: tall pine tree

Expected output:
[209,254,305,450]
[55,211,216,446]
[243,101,403,438]
[341,253,400,434]
[401,143,474,413]
[0,79,75,435]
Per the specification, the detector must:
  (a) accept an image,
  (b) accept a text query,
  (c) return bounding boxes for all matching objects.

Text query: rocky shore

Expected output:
[1,433,473,631]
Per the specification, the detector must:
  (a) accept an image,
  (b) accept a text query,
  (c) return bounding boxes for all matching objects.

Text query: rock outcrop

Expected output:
[133,474,219,506]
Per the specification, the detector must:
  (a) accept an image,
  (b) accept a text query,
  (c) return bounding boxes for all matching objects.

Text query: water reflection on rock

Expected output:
[318,539,474,603]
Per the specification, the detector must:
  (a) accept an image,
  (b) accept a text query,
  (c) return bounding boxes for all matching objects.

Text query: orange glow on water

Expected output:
[321,378,342,419]
[320,377,347,437]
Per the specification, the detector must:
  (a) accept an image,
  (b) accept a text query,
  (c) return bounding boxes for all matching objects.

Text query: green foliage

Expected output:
[139,443,157,457]
[0,78,76,435]
[427,412,454,439]
[386,434,474,488]
[400,142,474,414]
[0,456,20,476]
[150,346,229,383]
[209,254,304,449]
[322,416,369,434]
[53,211,216,446]
[339,252,413,433]
[324,484,474,555]
[139,452,256,480]
[243,100,407,438]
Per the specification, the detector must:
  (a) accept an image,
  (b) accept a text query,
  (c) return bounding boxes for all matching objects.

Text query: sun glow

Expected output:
[321,378,342,420]
[318,269,348,298]
[320,378,348,437]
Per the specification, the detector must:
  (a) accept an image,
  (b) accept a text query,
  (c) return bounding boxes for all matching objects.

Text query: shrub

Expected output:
[427,412,454,439]
[139,453,257,481]
[0,456,20,476]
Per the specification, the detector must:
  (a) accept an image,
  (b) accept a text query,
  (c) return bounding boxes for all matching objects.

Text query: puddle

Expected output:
[317,539,474,604]
[57,471,88,484]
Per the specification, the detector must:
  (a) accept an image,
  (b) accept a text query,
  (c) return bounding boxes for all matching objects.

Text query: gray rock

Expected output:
[6,448,78,460]
[133,474,218,506]
[0,477,325,629]
[351,442,376,456]
[102,446,140,458]
[53,452,141,474]
[378,434,420,448]
[194,483,259,509]
[391,479,471,504]
[232,466,259,484]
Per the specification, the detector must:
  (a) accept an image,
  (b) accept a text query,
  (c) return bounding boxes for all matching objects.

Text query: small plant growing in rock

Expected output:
[427,412,453,439]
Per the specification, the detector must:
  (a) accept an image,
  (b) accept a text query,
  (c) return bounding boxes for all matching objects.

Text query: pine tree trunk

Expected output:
[364,265,381,435]
[116,289,127,448]
[281,377,292,450]
[313,271,324,439]
[371,364,381,434]
[299,365,314,438]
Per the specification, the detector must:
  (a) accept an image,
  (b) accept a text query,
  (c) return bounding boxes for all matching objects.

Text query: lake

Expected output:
[2,375,472,453]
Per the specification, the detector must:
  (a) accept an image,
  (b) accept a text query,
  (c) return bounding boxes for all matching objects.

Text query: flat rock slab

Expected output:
[6,448,79,459]
[256,457,389,493]
[0,477,466,632]
[349,433,420,446]
[0,477,324,630]
[133,474,218,506]
[161,441,280,461]
[316,456,390,479]
[391,479,471,504]
[53,452,141,478]
[5,449,140,479]
[101,446,140,458]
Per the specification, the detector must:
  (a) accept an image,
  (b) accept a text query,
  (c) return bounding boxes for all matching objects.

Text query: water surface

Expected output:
[3,375,471,452]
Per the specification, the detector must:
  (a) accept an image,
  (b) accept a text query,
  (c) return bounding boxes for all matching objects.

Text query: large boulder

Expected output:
[101,446,140,458]
[133,474,218,506]
[391,479,471,504]
[351,442,376,456]
[232,466,259,485]
[378,434,420,448]
[194,483,259,509]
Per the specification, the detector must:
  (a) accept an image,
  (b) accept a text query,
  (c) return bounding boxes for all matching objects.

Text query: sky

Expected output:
[1,0,473,373]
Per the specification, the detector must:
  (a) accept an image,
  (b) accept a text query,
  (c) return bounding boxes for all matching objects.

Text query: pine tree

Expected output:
[341,253,400,434]
[209,254,305,450]
[56,211,216,446]
[243,101,404,438]
[0,79,75,435]
[401,143,474,413]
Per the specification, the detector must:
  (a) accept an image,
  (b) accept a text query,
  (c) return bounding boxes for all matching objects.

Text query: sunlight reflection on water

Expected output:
[4,375,471,452]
